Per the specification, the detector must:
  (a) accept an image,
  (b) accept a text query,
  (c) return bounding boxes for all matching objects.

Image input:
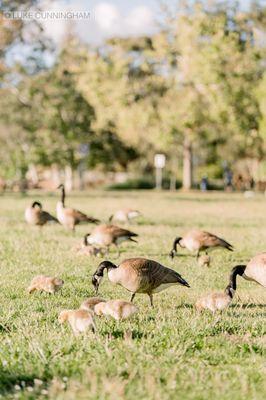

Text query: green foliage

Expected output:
[0,1,266,184]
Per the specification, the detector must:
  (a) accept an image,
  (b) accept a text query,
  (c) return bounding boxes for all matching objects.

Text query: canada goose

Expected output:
[94,300,138,321]
[86,224,138,256]
[230,253,266,288]
[92,258,190,306]
[109,209,141,224]
[80,297,106,312]
[56,184,100,231]
[170,229,233,259]
[27,275,64,294]
[58,309,96,335]
[198,255,211,268]
[25,201,58,227]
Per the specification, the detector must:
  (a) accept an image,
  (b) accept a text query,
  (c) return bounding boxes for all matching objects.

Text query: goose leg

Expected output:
[130,293,135,303]
[115,244,120,258]
[149,294,154,307]
[196,250,200,260]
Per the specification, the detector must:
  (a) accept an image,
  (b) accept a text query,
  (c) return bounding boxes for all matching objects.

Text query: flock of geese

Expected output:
[24,184,266,335]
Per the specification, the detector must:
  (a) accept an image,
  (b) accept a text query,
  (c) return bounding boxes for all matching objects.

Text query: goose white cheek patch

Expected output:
[95,276,103,285]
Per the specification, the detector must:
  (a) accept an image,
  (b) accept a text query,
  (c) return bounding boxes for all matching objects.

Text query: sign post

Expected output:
[154,154,166,190]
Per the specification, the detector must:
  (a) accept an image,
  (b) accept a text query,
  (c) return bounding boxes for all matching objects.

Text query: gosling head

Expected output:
[92,261,117,294]
[94,302,106,316]
[53,277,64,290]
[169,237,183,258]
[58,310,70,324]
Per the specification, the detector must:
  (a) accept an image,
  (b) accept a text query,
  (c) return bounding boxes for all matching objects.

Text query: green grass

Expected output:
[0,190,265,400]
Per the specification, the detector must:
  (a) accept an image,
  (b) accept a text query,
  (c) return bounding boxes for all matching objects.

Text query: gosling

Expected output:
[74,234,106,257]
[94,300,138,321]
[28,275,64,294]
[58,309,96,335]
[198,255,211,268]
[80,297,106,312]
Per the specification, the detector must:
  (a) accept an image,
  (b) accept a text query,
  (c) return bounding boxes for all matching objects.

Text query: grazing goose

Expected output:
[230,253,266,288]
[92,258,190,306]
[56,184,99,231]
[86,224,138,256]
[94,299,138,321]
[58,309,96,335]
[170,229,233,259]
[109,209,141,224]
[25,201,58,227]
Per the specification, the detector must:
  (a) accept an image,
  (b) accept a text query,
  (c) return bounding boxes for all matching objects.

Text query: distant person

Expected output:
[200,176,209,191]
[224,168,233,191]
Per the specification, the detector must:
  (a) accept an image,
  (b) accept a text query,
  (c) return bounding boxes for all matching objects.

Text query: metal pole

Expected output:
[156,167,162,190]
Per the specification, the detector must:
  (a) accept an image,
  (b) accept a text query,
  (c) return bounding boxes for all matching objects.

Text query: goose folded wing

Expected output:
[66,208,99,223]
[41,211,58,223]
[150,264,190,287]
[110,226,138,238]
[201,232,233,249]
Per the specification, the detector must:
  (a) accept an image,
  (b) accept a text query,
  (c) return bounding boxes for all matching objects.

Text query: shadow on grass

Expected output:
[230,303,266,309]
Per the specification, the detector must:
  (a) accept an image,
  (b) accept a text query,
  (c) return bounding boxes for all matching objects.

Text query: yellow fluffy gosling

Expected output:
[198,255,211,267]
[80,297,106,312]
[58,309,96,335]
[28,276,64,294]
[94,299,138,321]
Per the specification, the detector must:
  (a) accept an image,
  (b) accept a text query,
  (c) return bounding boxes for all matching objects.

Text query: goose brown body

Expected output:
[170,229,233,258]
[87,224,138,255]
[232,253,266,287]
[25,202,58,226]
[92,258,190,306]
[56,184,99,231]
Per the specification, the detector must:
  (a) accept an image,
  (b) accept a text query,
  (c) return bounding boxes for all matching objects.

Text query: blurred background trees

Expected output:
[0,0,266,191]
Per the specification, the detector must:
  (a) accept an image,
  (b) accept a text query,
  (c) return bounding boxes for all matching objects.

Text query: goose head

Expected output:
[92,261,117,293]
[32,201,42,209]
[169,237,183,258]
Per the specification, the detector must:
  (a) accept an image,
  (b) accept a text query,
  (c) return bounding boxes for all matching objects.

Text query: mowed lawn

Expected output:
[0,190,265,400]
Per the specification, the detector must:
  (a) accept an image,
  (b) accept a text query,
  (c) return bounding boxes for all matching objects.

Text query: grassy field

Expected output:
[0,190,265,400]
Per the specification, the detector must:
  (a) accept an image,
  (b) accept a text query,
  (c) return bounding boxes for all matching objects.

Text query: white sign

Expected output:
[154,154,166,169]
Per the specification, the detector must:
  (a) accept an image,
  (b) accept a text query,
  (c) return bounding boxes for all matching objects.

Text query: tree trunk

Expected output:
[65,165,73,192]
[183,136,193,190]
[51,164,61,188]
